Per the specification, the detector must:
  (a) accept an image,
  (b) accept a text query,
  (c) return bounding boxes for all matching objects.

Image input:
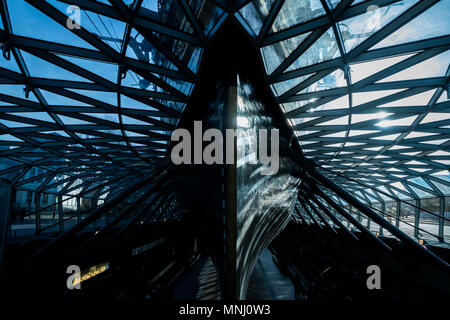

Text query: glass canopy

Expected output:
[238,0,450,204]
[0,0,449,240]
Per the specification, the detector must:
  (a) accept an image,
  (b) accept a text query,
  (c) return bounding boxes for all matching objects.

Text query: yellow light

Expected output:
[72,262,109,286]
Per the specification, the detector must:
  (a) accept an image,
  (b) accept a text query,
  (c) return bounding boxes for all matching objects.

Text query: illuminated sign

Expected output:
[72,262,109,286]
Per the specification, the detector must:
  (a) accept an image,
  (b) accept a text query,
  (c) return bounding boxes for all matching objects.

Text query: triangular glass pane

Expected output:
[48,0,126,51]
[6,0,96,50]
[163,76,194,96]
[8,112,54,123]
[188,0,224,36]
[421,113,450,125]
[0,54,21,72]
[120,94,157,111]
[322,131,347,138]
[408,184,435,198]
[348,130,380,137]
[287,27,340,71]
[380,90,435,107]
[58,115,93,125]
[122,69,163,91]
[351,112,392,124]
[379,50,450,82]
[405,131,439,139]
[300,69,347,93]
[21,50,92,82]
[430,180,450,195]
[350,54,414,83]
[338,0,418,52]
[271,0,326,33]
[68,89,117,106]
[154,31,202,73]
[314,95,349,112]
[320,116,349,125]
[271,73,311,96]
[373,0,450,49]
[376,115,417,127]
[353,89,404,106]
[59,55,118,83]
[371,133,401,140]
[82,113,119,123]
[261,32,311,74]
[239,0,275,35]
[0,84,39,102]
[140,0,194,34]
[437,91,449,104]
[330,0,341,8]
[1,119,35,128]
[121,115,151,126]
[126,29,178,71]
[40,90,92,106]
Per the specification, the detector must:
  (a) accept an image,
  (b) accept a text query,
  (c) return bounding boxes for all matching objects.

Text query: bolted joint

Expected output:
[119,64,128,80]
[0,41,12,60]
[23,84,33,99]
[342,64,351,81]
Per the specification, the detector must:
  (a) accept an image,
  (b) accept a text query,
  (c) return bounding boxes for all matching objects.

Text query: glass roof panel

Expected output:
[430,180,450,195]
[271,74,312,97]
[271,0,326,33]
[39,90,92,106]
[373,0,450,49]
[0,54,20,72]
[299,69,347,93]
[379,50,450,83]
[338,0,418,52]
[0,85,39,102]
[126,29,178,71]
[6,0,96,50]
[420,113,450,125]
[140,0,194,34]
[59,55,119,83]
[350,54,414,83]
[261,32,311,74]
[20,51,91,82]
[238,0,276,35]
[287,27,340,71]
[0,0,448,206]
[188,0,225,36]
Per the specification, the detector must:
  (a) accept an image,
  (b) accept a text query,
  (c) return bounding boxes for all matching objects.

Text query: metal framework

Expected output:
[0,1,449,242]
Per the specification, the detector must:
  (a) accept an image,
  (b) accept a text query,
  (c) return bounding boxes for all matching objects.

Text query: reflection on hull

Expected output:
[236,77,299,299]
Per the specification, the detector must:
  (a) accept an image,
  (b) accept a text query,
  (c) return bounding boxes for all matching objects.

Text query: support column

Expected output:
[439,197,444,242]
[76,196,81,224]
[396,200,401,228]
[225,77,237,301]
[35,192,41,235]
[414,199,420,239]
[58,194,63,233]
[380,201,385,235]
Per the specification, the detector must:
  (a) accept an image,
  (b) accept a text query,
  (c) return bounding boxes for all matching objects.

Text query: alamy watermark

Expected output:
[170,121,279,175]
[66,264,81,290]
[66,5,81,30]
[366,265,381,290]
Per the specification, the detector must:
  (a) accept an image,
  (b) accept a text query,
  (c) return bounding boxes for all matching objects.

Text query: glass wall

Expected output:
[418,198,440,241]
[445,197,450,242]
[363,197,447,242]
[8,189,104,239]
